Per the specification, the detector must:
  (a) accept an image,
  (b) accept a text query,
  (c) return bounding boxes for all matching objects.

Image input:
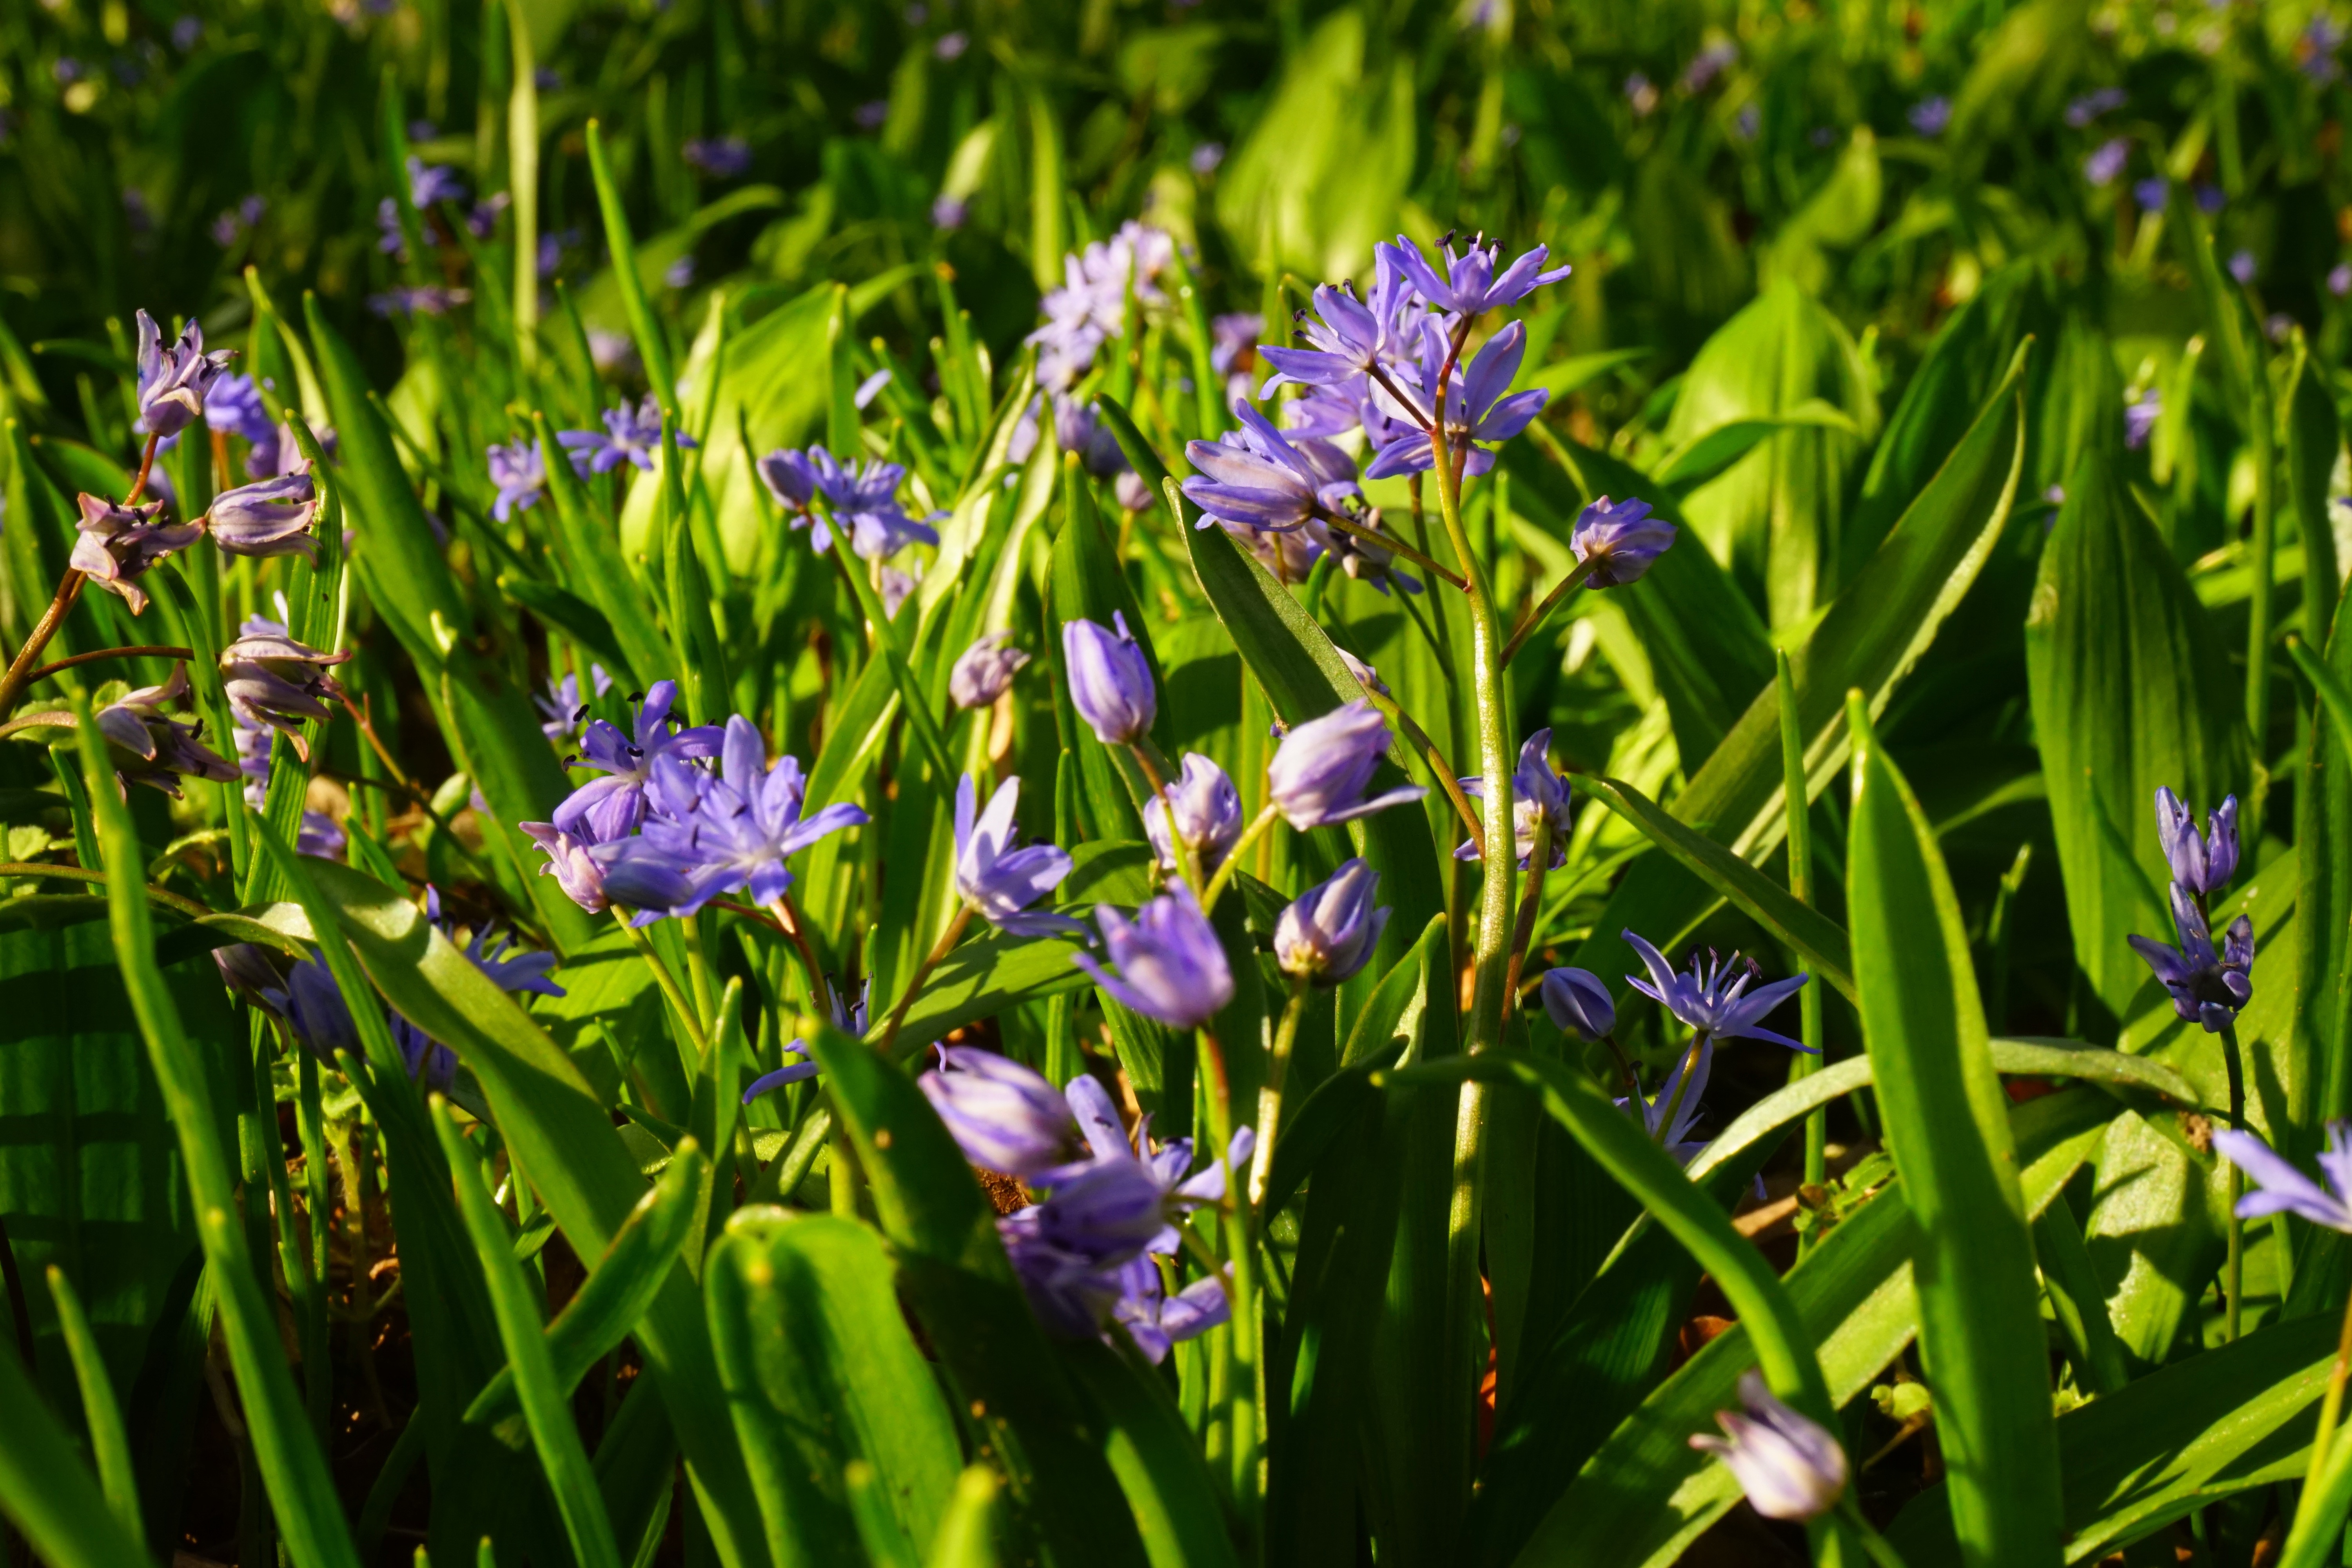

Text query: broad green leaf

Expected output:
[797,1014,1152,1566]
[2025,448,2244,1023]
[707,1212,962,1566]
[1059,1340,1241,1568]
[2295,585,2352,1135]
[1846,696,2060,1565]
[1563,341,2027,988]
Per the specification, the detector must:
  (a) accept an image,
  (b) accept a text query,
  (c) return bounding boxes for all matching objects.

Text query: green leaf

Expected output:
[2025,448,2245,1022]
[797,1012,1151,1566]
[1889,1307,2340,1563]
[70,699,361,1568]
[275,854,774,1568]
[432,1098,626,1568]
[706,1212,964,1566]
[1562,339,2027,985]
[2291,612,2352,1134]
[40,1265,140,1544]
[1058,1339,1241,1568]
[585,120,679,403]
[0,1332,152,1568]
[1584,775,1855,1002]
[1845,693,2061,1565]
[925,1469,1002,1568]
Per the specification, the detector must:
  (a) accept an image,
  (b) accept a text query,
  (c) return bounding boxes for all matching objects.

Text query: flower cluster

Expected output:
[920,1047,1247,1361]
[488,400,699,518]
[1025,221,1176,391]
[93,665,238,798]
[2127,786,2253,1034]
[227,614,348,855]
[522,682,867,923]
[756,445,940,563]
[1457,727,1572,867]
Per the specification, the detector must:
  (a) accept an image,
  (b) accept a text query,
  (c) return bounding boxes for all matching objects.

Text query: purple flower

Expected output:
[949,631,1030,709]
[1690,1371,1849,1522]
[1024,224,1175,391]
[2197,183,2227,215]
[603,716,869,916]
[1189,142,1225,176]
[72,492,203,615]
[1062,613,1158,745]
[207,466,320,563]
[1111,1257,1230,1364]
[2332,263,2352,298]
[2064,86,2127,127]
[1054,397,1134,482]
[757,446,937,559]
[665,256,697,291]
[368,285,472,319]
[1541,967,1615,1041]
[205,373,276,445]
[466,193,510,239]
[1267,699,1426,831]
[920,1046,1086,1175]
[739,1040,820,1103]
[379,890,562,1089]
[2213,1123,2352,1232]
[171,15,201,49]
[1624,1037,1715,1163]
[1456,727,1572,867]
[1182,401,1361,534]
[1908,96,1951,136]
[1572,494,1677,587]
[1274,858,1389,985]
[135,310,236,442]
[2154,786,2239,895]
[488,439,548,521]
[558,394,695,475]
[537,229,574,279]
[1362,319,1550,481]
[853,100,890,129]
[930,195,969,230]
[221,628,350,742]
[407,155,466,207]
[1071,882,1233,1030]
[535,666,613,740]
[955,774,1086,938]
[1681,39,1737,93]
[934,29,968,58]
[554,680,725,840]
[2229,249,2258,284]
[1145,753,1244,876]
[1623,931,1812,1051]
[1259,255,1416,394]
[521,820,610,915]
[2085,138,2130,187]
[681,136,751,177]
[2127,883,2254,1034]
[1626,73,1659,117]
[94,665,239,798]
[2304,14,2344,82]
[1734,102,1761,140]
[1378,233,1572,318]
[2125,389,2161,451]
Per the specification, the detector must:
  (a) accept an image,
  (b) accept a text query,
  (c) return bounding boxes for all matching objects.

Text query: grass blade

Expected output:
[1845,690,2061,1565]
[42,1265,141,1544]
[0,1329,151,1568]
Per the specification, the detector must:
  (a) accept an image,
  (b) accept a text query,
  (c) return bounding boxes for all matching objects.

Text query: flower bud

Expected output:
[1062,612,1158,746]
[951,631,1031,709]
[134,309,235,441]
[1690,1371,1849,1522]
[919,1046,1080,1176]
[1072,881,1233,1030]
[221,630,350,743]
[1275,858,1389,985]
[2154,786,2239,897]
[1145,753,1244,875]
[1266,698,1425,829]
[93,665,239,797]
[1540,967,1615,1041]
[208,465,320,563]
[71,494,203,614]
[1570,495,1677,588]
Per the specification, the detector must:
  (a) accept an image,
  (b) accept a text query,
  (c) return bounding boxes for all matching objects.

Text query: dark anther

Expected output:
[626,690,646,704]
[573,704,589,723]
[1439,228,1457,248]
[626,745,644,758]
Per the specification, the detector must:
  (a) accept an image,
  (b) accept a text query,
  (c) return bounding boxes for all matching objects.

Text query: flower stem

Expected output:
[1777,649,1829,1256]
[880,903,972,1053]
[1360,687,1482,844]
[1248,976,1312,1210]
[1501,813,1554,1009]
[2221,1021,2247,1342]
[0,573,89,720]
[2301,1284,2352,1504]
[1314,510,1466,591]
[1499,564,1592,667]
[1837,1495,1911,1568]
[1126,740,1207,897]
[1200,804,1281,916]
[1196,1024,1260,1542]
[1651,1032,1709,1149]
[24,645,196,683]
[768,895,835,1022]
[613,913,708,1054]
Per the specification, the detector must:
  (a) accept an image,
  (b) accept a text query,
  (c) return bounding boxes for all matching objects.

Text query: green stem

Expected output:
[1837,1495,1911,1568]
[613,914,708,1054]
[1776,650,1829,1253]
[1361,686,1483,846]
[1200,804,1281,916]
[680,912,719,1037]
[2221,1021,2247,1342]
[825,535,956,784]
[2301,1284,2352,1503]
[1501,812,1554,1009]
[1128,740,1206,898]
[2247,406,2277,833]
[881,904,972,1052]
[1247,978,1312,1210]
[1499,563,1592,667]
[1651,1032,1708,1149]
[1196,1025,1260,1544]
